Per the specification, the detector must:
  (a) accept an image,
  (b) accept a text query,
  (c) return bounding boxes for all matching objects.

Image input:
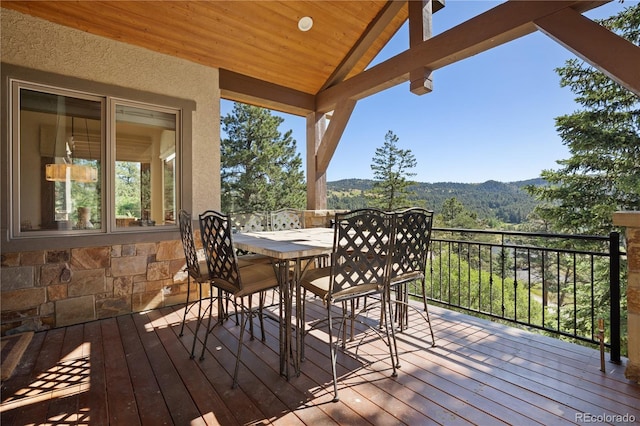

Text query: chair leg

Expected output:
[198,285,215,361]
[348,300,354,343]
[233,307,249,389]
[233,296,240,325]
[259,291,266,342]
[179,273,191,337]
[301,288,307,362]
[338,301,349,349]
[421,279,436,347]
[248,296,255,341]
[188,282,205,359]
[399,284,408,332]
[327,305,339,403]
[379,291,385,330]
[384,287,400,372]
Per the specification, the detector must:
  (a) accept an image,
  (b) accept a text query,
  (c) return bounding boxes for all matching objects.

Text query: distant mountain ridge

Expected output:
[327,178,545,224]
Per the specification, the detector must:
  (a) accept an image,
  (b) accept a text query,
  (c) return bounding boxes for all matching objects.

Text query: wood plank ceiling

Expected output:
[2,1,410,114]
[4,1,630,119]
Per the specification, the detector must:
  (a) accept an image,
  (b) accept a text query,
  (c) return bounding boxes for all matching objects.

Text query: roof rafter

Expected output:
[321,0,407,91]
[315,0,607,113]
[220,69,315,115]
[534,7,640,96]
[408,0,444,94]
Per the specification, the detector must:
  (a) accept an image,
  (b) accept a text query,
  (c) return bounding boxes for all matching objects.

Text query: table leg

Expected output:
[293,259,302,377]
[279,257,317,379]
[277,260,289,378]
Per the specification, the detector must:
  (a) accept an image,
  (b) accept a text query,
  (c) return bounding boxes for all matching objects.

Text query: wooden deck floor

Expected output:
[1,294,638,426]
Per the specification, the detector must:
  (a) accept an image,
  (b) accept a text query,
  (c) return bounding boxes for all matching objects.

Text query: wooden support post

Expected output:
[306,112,327,210]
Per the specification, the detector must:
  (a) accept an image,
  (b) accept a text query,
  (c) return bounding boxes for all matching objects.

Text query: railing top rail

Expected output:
[432,227,614,242]
[430,239,613,257]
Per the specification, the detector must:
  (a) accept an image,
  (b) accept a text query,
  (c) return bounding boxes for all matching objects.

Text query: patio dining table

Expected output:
[233,227,334,379]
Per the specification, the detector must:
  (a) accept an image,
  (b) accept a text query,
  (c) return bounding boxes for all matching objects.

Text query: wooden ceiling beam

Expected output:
[534,7,640,96]
[219,69,315,116]
[316,99,357,174]
[409,0,434,95]
[314,2,409,180]
[315,1,606,113]
[321,1,406,90]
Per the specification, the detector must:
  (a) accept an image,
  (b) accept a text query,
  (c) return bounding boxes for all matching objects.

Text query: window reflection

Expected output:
[14,83,179,236]
[19,89,102,232]
[115,104,177,228]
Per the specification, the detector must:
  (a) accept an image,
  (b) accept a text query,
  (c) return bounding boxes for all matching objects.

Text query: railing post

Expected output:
[609,231,621,364]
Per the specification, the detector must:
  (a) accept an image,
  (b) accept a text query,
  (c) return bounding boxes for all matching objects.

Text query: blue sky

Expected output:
[221,1,632,184]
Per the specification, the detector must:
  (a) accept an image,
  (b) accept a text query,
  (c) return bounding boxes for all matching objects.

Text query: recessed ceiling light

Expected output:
[298,16,313,32]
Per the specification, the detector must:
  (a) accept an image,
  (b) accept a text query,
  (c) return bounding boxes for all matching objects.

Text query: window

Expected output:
[114,103,178,229]
[11,81,180,236]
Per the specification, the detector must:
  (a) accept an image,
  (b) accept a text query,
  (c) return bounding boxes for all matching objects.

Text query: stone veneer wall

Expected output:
[302,209,344,228]
[613,211,640,382]
[0,210,338,335]
[0,238,191,335]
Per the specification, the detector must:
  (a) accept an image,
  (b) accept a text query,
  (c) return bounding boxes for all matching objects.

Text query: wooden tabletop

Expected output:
[233,227,334,261]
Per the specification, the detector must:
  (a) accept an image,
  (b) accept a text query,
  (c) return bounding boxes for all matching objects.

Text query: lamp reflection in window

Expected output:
[45,117,98,183]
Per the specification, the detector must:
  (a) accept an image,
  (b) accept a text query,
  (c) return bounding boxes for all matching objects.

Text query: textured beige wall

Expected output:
[1,8,220,212]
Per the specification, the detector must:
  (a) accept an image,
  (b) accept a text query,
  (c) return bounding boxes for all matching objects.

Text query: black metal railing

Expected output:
[415,228,625,363]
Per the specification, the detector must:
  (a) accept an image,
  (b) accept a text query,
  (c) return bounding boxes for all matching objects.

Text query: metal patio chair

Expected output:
[231,211,269,232]
[300,208,398,402]
[387,207,436,346]
[198,210,280,388]
[178,209,236,358]
[270,208,304,231]
[229,211,273,266]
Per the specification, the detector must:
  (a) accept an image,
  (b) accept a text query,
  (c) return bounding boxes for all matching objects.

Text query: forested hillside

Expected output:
[327,178,544,224]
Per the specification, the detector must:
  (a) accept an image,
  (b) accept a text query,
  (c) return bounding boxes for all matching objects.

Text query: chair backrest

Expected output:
[199,210,242,292]
[270,208,304,231]
[231,211,268,232]
[329,208,394,300]
[389,207,434,279]
[178,209,203,280]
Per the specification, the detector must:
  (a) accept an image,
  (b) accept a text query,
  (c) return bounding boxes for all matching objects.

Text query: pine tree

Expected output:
[221,103,306,213]
[369,130,417,210]
[525,5,639,353]
[526,4,640,236]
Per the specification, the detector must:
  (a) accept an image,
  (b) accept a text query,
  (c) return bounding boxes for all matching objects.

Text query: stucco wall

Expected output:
[0,8,221,333]
[1,8,220,213]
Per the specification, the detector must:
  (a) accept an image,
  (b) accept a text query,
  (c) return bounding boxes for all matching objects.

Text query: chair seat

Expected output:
[195,256,271,281]
[301,267,381,303]
[300,267,331,298]
[189,262,212,284]
[213,263,279,298]
[390,271,424,286]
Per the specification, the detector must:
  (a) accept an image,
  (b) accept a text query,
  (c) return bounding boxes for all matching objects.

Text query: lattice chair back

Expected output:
[389,208,434,280]
[199,210,242,294]
[179,209,203,280]
[329,208,394,302]
[231,211,268,232]
[271,208,304,231]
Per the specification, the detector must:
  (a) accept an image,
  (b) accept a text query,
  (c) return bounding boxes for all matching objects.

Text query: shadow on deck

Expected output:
[1,294,638,425]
